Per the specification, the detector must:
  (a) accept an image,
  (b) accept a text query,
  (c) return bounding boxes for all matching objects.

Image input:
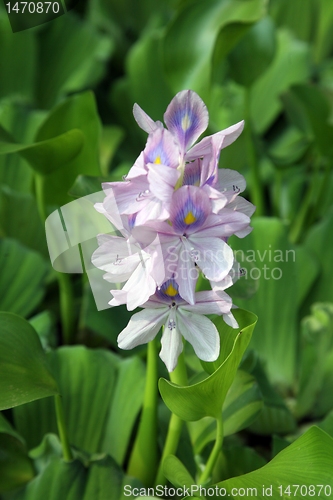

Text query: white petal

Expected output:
[160,313,184,372]
[177,310,220,362]
[117,308,168,349]
[133,103,163,134]
[218,169,246,194]
[223,311,239,329]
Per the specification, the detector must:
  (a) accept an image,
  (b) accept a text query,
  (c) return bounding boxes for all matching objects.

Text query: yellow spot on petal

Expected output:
[165,283,178,297]
[181,114,191,132]
[184,211,197,225]
[154,155,161,164]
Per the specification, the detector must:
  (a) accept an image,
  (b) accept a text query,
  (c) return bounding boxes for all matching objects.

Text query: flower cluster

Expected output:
[92,90,255,371]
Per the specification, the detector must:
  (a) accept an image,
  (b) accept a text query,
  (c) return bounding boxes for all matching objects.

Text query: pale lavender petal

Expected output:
[227,196,256,217]
[144,128,180,168]
[180,290,232,315]
[196,211,250,238]
[160,310,184,372]
[121,263,158,311]
[126,152,147,179]
[217,169,246,194]
[110,177,151,215]
[223,311,239,329]
[170,185,211,234]
[176,239,198,305]
[177,310,220,362]
[188,236,234,281]
[117,308,168,349]
[134,198,169,225]
[147,164,180,203]
[133,103,164,134]
[164,90,209,154]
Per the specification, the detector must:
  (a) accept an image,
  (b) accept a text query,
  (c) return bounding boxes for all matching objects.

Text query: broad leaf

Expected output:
[159,310,257,421]
[0,313,58,410]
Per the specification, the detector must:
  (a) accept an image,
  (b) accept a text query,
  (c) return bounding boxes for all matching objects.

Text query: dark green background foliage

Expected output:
[1,0,333,497]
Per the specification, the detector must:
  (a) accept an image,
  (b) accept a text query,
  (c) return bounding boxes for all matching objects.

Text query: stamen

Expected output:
[168,319,176,330]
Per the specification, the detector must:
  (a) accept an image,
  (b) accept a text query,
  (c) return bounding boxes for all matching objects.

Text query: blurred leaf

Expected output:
[0,239,49,317]
[0,186,47,255]
[269,0,315,42]
[159,310,257,421]
[248,360,296,435]
[282,84,333,159]
[229,217,319,385]
[189,369,262,454]
[0,434,35,493]
[0,12,36,101]
[214,427,333,498]
[13,347,145,465]
[250,30,310,134]
[162,455,196,492]
[228,17,276,88]
[163,0,266,99]
[35,92,102,207]
[304,207,333,303]
[100,126,125,176]
[36,14,113,109]
[268,127,310,167]
[0,125,84,176]
[29,311,57,350]
[0,313,58,410]
[314,0,333,63]
[319,410,333,439]
[217,446,266,482]
[296,303,333,418]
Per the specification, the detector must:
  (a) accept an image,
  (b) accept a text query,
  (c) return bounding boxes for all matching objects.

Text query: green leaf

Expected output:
[0,313,58,410]
[162,455,196,492]
[159,310,257,421]
[228,17,276,88]
[214,427,333,498]
[0,239,49,317]
[0,127,84,176]
[36,14,113,109]
[163,0,266,99]
[297,303,333,418]
[229,217,319,385]
[217,446,266,482]
[0,12,36,101]
[0,186,47,255]
[250,29,310,134]
[304,207,333,304]
[34,91,102,207]
[13,347,145,465]
[0,434,35,493]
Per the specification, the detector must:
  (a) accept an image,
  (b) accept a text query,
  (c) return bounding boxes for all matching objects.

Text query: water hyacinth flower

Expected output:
[92,89,255,371]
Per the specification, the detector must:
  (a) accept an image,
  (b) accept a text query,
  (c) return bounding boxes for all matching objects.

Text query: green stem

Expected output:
[127,338,159,486]
[198,415,224,485]
[57,271,75,344]
[244,89,264,216]
[154,351,188,487]
[54,394,73,462]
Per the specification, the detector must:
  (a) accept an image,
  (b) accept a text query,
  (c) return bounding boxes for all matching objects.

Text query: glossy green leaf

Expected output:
[13,347,145,465]
[229,217,319,385]
[250,29,310,133]
[163,0,266,99]
[0,313,58,410]
[159,310,257,421]
[296,303,333,418]
[214,427,333,499]
[29,311,57,350]
[228,17,276,88]
[34,92,102,206]
[0,434,35,493]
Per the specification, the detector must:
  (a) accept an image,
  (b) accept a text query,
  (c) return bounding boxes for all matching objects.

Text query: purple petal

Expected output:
[170,185,211,234]
[133,103,164,134]
[144,128,180,168]
[164,90,209,155]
